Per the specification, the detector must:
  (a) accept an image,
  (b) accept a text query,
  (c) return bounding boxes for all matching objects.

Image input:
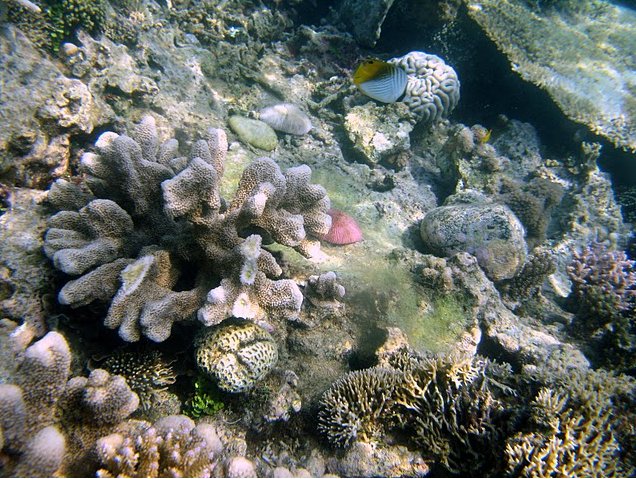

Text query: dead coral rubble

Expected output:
[44,115,331,342]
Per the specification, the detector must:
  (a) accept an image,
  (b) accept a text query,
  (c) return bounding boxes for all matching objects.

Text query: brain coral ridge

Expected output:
[389,51,460,124]
[44,115,332,342]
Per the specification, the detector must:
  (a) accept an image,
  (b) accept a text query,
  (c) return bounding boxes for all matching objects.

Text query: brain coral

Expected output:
[389,51,460,124]
[44,115,331,342]
[195,321,278,393]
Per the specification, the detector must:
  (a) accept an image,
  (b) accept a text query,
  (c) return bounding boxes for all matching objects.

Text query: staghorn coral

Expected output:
[195,321,278,393]
[505,387,622,477]
[44,115,331,342]
[389,51,460,124]
[318,352,515,475]
[317,367,400,448]
[97,350,176,411]
[95,415,221,477]
[390,354,512,475]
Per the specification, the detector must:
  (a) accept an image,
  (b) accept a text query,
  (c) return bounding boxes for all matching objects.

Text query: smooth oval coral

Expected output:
[259,103,312,135]
[320,209,363,245]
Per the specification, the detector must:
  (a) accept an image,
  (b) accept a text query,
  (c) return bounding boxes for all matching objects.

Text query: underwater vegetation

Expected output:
[6,0,106,51]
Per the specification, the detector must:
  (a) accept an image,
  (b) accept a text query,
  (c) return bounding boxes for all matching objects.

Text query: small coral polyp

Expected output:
[44,115,332,342]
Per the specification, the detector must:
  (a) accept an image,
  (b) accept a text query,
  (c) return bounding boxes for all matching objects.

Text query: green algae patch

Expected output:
[401,292,472,355]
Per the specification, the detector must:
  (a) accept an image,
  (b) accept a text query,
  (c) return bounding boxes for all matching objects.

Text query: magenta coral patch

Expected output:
[320,209,363,245]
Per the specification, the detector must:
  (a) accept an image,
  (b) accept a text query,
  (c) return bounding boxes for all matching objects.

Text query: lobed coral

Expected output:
[44,115,331,342]
[95,415,221,477]
[0,331,139,476]
[389,51,460,124]
[195,321,278,393]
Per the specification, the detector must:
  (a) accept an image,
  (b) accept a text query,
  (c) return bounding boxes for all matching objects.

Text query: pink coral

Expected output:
[320,209,363,245]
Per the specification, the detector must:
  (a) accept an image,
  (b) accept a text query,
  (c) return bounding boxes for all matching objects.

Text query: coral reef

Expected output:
[343,101,413,166]
[195,322,279,393]
[389,51,461,124]
[95,415,221,477]
[44,115,331,342]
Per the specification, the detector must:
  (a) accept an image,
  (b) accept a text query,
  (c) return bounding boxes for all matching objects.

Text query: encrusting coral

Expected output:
[44,115,332,342]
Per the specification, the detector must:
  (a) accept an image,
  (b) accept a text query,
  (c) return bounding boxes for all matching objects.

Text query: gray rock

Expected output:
[228,116,278,151]
[333,0,396,47]
[420,200,526,281]
[343,102,412,166]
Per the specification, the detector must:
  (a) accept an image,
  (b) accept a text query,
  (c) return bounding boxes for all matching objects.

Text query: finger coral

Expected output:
[95,415,221,477]
[44,115,332,341]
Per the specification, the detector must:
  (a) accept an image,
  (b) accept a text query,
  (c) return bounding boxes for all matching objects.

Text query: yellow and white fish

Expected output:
[353,59,408,104]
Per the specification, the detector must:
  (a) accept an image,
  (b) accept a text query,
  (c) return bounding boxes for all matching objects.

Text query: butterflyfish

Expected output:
[353,59,408,104]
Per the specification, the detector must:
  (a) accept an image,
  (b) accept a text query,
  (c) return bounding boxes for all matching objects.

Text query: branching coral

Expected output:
[44,115,331,342]
[317,367,400,448]
[505,388,622,477]
[391,355,512,475]
[317,353,516,475]
[567,242,636,369]
[95,415,221,477]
